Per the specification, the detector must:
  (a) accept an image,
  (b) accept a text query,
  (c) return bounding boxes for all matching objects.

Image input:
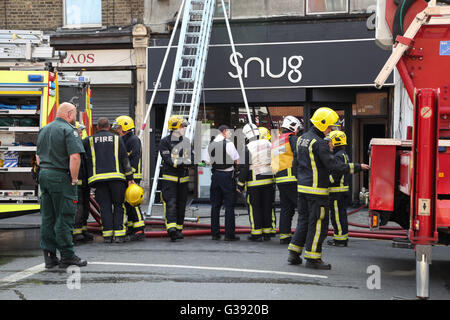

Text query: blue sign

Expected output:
[440,41,450,56]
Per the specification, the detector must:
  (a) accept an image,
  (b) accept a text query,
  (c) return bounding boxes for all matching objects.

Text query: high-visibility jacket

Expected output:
[329,146,353,194]
[83,131,133,185]
[296,127,361,196]
[159,133,193,183]
[271,131,298,184]
[122,132,142,180]
[237,138,274,189]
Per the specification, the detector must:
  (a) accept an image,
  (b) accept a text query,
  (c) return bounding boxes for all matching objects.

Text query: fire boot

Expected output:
[247,235,263,242]
[168,228,178,242]
[176,230,184,240]
[305,259,331,270]
[129,230,145,241]
[327,239,348,247]
[287,251,302,265]
[114,235,130,243]
[43,250,60,269]
[59,255,88,269]
[82,230,94,241]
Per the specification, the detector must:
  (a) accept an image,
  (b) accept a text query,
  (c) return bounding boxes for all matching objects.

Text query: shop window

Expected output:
[306,0,349,15]
[63,0,102,28]
[215,0,231,19]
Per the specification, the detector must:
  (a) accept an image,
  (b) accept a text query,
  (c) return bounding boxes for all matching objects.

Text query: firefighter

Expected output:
[159,115,193,242]
[258,127,277,239]
[83,117,134,244]
[327,130,354,247]
[206,125,240,241]
[113,115,145,241]
[271,116,303,244]
[72,122,93,243]
[287,107,369,269]
[237,123,274,242]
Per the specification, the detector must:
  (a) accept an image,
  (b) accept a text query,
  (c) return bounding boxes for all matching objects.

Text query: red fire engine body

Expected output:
[370,0,450,299]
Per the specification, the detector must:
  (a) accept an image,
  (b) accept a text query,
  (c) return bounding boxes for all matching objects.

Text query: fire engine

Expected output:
[0,30,93,219]
[371,0,450,299]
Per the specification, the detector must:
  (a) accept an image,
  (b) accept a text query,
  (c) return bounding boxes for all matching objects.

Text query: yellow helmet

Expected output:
[258,127,271,141]
[125,184,145,207]
[329,130,347,146]
[75,121,86,130]
[168,115,189,131]
[113,115,135,132]
[310,107,340,132]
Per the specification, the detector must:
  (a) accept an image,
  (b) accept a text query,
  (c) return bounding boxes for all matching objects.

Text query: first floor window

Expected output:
[64,0,102,28]
[306,0,348,15]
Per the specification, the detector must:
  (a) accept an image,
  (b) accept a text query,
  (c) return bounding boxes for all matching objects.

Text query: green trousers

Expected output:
[39,169,78,259]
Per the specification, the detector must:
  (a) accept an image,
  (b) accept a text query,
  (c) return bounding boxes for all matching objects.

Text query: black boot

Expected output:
[263,234,272,241]
[43,250,59,269]
[129,230,145,241]
[287,251,302,265]
[176,230,184,240]
[327,239,348,247]
[82,230,94,241]
[59,255,88,269]
[305,259,331,270]
[280,237,292,245]
[168,228,178,242]
[247,235,263,242]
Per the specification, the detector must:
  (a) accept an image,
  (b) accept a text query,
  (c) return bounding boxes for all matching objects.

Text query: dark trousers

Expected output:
[210,170,236,238]
[125,179,145,233]
[289,193,329,260]
[246,184,274,236]
[277,182,297,239]
[329,192,349,241]
[73,186,90,235]
[94,180,127,238]
[39,169,77,259]
[161,179,188,232]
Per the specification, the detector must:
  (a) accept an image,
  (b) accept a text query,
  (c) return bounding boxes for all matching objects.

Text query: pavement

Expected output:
[0,203,449,302]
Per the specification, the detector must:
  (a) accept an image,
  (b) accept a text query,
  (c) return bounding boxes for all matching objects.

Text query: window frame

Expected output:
[62,0,102,29]
[305,0,350,15]
[214,0,231,20]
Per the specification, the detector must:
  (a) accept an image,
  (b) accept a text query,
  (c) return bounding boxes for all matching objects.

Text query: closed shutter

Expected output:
[90,87,133,123]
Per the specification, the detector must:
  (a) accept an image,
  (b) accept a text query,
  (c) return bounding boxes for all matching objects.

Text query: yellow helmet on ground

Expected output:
[125,184,144,207]
[113,115,135,131]
[310,107,340,132]
[258,127,271,141]
[168,115,189,131]
[329,130,347,146]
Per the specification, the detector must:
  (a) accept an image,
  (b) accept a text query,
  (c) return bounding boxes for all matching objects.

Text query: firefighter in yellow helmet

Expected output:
[258,127,277,239]
[113,115,145,241]
[326,130,363,247]
[72,122,94,243]
[287,108,369,269]
[158,115,193,241]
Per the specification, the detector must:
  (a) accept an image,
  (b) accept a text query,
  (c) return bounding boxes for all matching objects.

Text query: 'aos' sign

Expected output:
[61,50,136,68]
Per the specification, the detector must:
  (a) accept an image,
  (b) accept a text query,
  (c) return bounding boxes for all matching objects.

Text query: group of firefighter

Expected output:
[72,115,146,244]
[160,107,369,270]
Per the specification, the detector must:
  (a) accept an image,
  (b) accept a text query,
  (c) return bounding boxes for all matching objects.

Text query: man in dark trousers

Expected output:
[271,115,303,244]
[206,125,240,241]
[159,115,193,242]
[113,115,145,241]
[36,102,87,269]
[327,130,355,247]
[72,122,93,243]
[287,107,369,270]
[84,117,134,244]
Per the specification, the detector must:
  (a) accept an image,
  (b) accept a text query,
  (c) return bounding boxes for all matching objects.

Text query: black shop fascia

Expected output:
[146,18,393,202]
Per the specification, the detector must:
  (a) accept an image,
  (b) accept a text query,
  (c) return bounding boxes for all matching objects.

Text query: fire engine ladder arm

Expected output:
[145,0,253,218]
[374,4,450,89]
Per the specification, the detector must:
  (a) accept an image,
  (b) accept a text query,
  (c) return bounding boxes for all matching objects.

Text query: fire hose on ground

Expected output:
[87,197,407,241]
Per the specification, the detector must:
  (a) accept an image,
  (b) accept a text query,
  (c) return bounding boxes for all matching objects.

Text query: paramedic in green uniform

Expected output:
[36,102,88,269]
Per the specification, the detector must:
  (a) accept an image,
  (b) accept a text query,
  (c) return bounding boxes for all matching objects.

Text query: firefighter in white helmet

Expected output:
[271,115,303,244]
[237,123,274,242]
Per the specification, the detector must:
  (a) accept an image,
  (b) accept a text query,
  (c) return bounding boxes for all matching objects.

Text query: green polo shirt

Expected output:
[37,117,85,170]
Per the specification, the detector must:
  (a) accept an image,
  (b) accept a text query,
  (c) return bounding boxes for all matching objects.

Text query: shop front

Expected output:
[147,19,393,203]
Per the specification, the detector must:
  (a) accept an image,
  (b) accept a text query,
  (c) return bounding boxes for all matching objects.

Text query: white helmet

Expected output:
[242,123,259,140]
[281,115,303,133]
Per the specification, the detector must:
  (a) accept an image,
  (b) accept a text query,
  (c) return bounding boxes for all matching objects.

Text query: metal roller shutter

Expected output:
[90,87,133,123]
